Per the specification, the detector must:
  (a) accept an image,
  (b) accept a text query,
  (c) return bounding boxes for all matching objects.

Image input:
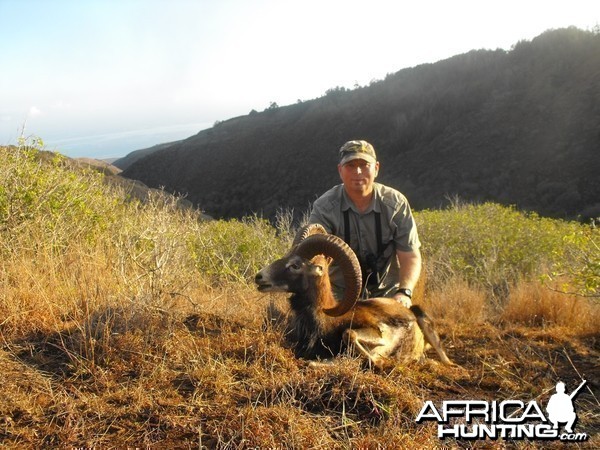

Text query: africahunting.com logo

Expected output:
[416,380,589,442]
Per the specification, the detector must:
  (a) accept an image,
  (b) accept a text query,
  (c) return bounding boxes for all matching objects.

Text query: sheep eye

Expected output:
[288,262,302,271]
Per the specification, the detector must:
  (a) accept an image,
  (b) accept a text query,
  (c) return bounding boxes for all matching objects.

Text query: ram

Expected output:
[255,225,453,369]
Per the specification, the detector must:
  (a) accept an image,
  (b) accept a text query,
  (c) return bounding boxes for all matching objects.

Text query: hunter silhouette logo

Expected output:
[546,380,586,434]
[416,379,589,442]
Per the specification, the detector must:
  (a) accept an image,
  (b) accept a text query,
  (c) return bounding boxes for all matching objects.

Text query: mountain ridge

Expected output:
[121,27,600,221]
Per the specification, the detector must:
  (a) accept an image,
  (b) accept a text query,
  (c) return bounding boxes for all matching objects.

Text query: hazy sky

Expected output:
[1,0,598,159]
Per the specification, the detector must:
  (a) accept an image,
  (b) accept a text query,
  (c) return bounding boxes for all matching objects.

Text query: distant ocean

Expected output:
[45,122,212,160]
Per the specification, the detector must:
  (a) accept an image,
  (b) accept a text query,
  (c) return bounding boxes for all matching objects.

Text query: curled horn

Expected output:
[292,223,328,247]
[294,234,362,317]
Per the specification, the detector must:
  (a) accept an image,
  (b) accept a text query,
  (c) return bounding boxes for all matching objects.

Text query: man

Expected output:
[308,140,421,307]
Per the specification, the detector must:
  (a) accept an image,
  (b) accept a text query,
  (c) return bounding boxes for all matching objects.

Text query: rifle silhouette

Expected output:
[569,380,587,400]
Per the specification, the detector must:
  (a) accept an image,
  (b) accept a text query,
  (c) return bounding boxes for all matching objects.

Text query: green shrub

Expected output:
[0,141,122,253]
[416,202,599,298]
[552,226,600,296]
[189,217,289,284]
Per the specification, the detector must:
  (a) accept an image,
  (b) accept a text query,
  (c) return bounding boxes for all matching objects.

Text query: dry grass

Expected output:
[500,281,600,334]
[0,144,598,448]
[1,274,598,448]
[422,278,488,325]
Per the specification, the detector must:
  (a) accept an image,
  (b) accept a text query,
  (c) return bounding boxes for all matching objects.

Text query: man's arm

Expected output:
[307,204,333,234]
[393,248,422,306]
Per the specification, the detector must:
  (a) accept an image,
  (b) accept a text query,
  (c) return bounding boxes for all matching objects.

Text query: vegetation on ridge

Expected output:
[121,27,600,222]
[0,140,598,448]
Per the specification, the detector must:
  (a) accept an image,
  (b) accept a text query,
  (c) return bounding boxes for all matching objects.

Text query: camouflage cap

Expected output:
[339,140,377,165]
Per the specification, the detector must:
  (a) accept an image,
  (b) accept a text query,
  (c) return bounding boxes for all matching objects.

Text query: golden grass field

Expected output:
[0,143,598,448]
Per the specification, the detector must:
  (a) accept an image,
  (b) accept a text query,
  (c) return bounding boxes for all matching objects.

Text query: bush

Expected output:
[416,201,599,299]
[189,217,289,284]
[0,142,120,253]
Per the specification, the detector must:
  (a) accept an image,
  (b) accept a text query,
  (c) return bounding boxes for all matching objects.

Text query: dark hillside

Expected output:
[122,28,600,220]
[113,141,179,170]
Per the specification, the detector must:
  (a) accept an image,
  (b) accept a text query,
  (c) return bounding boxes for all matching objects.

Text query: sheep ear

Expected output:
[308,263,324,277]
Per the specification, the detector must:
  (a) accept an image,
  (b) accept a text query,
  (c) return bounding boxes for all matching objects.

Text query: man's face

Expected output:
[338,158,379,196]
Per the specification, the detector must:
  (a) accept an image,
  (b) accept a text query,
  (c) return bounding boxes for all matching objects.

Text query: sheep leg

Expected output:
[344,327,400,369]
[410,305,454,365]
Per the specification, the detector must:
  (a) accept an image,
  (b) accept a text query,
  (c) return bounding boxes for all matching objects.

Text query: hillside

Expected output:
[113,141,180,171]
[121,27,600,221]
[1,141,599,448]
[69,153,201,214]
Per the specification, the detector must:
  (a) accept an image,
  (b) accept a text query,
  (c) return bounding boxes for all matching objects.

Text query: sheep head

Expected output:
[255,225,362,317]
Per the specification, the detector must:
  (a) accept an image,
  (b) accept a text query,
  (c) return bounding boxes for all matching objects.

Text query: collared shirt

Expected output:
[308,183,420,297]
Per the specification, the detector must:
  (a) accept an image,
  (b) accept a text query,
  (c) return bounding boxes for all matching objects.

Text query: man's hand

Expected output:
[393,293,412,308]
